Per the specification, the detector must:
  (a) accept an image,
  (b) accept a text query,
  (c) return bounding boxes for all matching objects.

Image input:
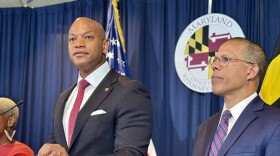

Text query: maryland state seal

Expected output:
[175,13,245,93]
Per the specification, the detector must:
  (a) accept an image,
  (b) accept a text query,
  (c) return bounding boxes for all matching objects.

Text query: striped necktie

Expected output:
[208,110,232,156]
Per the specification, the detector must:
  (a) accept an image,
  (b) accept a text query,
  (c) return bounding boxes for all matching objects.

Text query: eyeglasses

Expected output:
[0,100,23,115]
[212,56,254,68]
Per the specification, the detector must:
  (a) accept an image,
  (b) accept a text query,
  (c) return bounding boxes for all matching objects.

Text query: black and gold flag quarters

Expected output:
[260,35,280,108]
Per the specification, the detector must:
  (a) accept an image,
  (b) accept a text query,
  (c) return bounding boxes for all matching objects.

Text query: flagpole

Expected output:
[208,0,212,14]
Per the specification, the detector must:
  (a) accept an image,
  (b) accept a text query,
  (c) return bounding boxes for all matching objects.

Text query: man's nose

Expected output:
[211,58,220,71]
[75,38,85,48]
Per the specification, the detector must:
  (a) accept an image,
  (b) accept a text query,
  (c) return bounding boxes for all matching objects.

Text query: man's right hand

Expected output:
[38,144,68,156]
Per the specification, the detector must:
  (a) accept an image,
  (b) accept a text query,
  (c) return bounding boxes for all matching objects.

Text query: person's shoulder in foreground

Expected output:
[0,141,34,156]
[0,97,34,156]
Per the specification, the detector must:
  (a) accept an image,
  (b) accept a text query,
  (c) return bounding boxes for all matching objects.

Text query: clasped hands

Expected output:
[38,144,68,156]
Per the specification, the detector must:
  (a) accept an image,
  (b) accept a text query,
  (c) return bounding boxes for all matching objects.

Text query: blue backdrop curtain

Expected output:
[0,0,279,155]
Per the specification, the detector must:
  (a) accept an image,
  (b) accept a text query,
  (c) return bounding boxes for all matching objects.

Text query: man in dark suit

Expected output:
[193,38,280,156]
[38,17,152,156]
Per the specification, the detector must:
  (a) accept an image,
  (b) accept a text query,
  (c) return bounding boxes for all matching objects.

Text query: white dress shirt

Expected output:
[62,62,111,145]
[221,92,258,138]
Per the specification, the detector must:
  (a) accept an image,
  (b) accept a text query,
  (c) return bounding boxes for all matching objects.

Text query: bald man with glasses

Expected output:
[192,37,280,156]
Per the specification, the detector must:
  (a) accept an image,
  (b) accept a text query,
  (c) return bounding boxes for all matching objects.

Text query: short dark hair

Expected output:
[229,37,266,78]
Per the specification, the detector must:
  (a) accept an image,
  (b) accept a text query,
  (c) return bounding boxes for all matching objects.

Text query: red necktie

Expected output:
[68,79,90,145]
[208,110,232,156]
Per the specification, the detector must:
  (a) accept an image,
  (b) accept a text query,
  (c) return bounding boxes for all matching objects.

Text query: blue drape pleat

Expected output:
[0,0,279,155]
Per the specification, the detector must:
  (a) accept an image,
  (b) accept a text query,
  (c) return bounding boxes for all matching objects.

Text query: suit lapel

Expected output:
[202,112,221,156]
[218,96,264,156]
[69,70,117,148]
[55,86,76,150]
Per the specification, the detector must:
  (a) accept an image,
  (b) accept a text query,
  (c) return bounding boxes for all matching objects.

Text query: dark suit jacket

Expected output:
[48,70,152,156]
[193,96,280,156]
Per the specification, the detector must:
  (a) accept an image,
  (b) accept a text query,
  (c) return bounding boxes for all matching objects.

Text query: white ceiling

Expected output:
[0,0,77,8]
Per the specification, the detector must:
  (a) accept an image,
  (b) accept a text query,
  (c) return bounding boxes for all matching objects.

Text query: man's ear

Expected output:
[103,39,109,55]
[7,116,16,128]
[247,64,259,80]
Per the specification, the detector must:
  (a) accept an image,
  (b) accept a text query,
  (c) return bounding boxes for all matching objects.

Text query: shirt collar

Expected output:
[77,61,111,88]
[222,92,258,121]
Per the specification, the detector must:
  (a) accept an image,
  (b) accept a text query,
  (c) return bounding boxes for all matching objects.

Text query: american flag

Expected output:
[105,0,157,155]
[105,0,132,77]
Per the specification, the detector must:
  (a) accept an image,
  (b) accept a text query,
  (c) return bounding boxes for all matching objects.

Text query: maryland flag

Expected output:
[260,35,280,108]
[105,0,157,155]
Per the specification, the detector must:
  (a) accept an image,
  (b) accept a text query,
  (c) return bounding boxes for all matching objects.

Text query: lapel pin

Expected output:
[105,88,109,92]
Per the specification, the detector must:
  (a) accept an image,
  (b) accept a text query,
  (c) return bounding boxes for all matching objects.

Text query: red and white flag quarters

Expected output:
[147,139,157,156]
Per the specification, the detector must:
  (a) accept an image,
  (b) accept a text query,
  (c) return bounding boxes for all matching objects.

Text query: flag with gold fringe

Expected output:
[260,35,280,108]
[105,0,157,155]
[105,0,131,77]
